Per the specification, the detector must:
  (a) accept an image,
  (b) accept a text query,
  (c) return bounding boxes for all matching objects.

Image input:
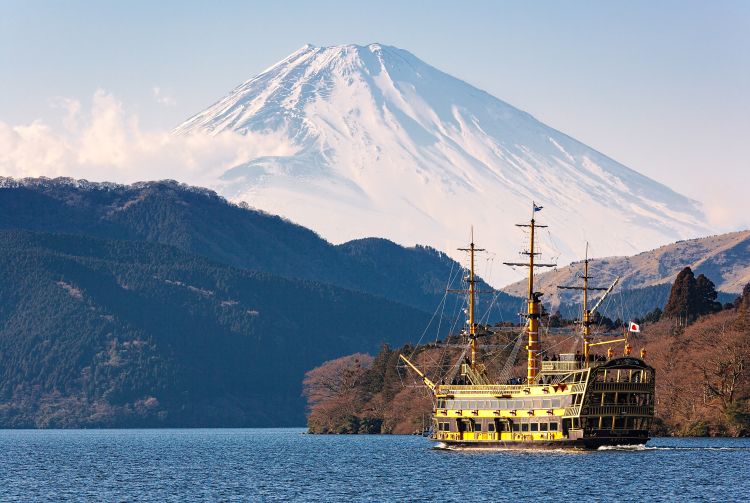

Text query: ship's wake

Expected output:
[598,444,750,452]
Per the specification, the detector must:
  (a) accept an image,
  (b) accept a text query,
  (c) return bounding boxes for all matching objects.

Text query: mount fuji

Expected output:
[174,43,708,286]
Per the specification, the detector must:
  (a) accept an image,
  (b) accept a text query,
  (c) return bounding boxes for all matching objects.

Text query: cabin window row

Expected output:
[436,419,559,433]
[440,397,572,410]
[511,421,559,432]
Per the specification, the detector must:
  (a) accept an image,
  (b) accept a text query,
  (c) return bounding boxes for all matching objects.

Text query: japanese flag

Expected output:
[629,321,640,333]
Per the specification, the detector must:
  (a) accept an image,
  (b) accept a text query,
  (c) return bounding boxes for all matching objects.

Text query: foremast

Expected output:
[503,203,555,382]
[457,230,485,370]
[399,229,488,387]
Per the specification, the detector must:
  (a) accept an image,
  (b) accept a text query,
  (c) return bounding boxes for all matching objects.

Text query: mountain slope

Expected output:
[503,230,750,309]
[0,176,521,318]
[0,229,435,427]
[174,43,708,285]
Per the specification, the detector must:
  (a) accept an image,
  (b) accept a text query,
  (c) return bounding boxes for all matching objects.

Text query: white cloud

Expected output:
[0,89,297,188]
[50,97,82,132]
[152,86,176,107]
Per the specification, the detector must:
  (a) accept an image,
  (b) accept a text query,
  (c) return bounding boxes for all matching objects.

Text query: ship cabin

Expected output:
[432,353,655,447]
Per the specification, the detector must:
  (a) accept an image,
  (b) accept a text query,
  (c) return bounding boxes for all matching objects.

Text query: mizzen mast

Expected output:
[559,245,621,365]
[557,244,608,366]
[503,203,555,382]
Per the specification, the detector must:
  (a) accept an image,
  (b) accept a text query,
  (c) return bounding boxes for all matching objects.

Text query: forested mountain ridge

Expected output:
[0,229,434,427]
[0,176,520,317]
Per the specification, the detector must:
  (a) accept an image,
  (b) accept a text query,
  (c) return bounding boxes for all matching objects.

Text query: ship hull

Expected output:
[435,433,649,450]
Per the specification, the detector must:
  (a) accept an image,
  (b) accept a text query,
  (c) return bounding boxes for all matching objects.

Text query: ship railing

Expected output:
[437,384,525,395]
[541,361,581,372]
[571,383,587,393]
[590,382,654,392]
[581,405,653,416]
[563,406,581,417]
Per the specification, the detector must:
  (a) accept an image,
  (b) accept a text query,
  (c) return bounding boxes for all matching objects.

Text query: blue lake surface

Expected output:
[0,429,748,502]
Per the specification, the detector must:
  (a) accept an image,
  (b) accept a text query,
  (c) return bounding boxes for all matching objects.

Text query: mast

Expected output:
[558,244,617,366]
[504,203,555,382]
[457,228,484,369]
[583,249,590,363]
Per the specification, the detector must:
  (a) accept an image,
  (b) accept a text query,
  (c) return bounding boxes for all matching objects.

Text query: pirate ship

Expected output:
[399,204,655,448]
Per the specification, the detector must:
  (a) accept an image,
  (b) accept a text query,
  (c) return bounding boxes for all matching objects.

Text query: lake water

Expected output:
[0,429,748,502]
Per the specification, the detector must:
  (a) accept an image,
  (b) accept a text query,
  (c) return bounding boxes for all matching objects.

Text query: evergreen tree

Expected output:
[694,274,721,315]
[643,307,662,323]
[664,267,697,324]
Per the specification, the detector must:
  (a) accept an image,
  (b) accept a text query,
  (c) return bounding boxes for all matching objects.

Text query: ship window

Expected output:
[437,399,445,408]
[533,399,543,409]
[498,400,507,409]
[530,423,539,432]
[524,399,534,409]
[521,423,529,432]
[469,401,477,409]
[551,398,560,408]
[540,423,548,431]
[542,399,551,409]
[488,423,495,432]
[513,424,520,432]
[460,401,469,409]
[550,422,558,431]
[474,422,482,431]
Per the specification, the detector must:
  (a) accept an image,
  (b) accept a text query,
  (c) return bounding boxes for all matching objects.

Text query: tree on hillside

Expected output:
[303,353,374,434]
[643,307,662,324]
[663,267,723,325]
[734,283,750,332]
[695,274,722,316]
[743,283,750,311]
[302,353,373,408]
[664,267,697,324]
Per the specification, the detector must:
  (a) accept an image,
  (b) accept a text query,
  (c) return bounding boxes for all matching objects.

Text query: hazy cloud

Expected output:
[0,89,297,188]
[152,86,176,107]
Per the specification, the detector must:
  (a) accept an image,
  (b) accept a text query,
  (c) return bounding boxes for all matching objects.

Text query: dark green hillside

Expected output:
[0,177,521,316]
[0,230,432,427]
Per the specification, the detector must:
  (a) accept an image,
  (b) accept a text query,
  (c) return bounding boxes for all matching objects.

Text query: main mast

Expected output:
[504,203,555,382]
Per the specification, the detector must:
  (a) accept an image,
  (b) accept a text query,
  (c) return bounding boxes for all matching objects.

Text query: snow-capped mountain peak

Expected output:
[174,43,708,286]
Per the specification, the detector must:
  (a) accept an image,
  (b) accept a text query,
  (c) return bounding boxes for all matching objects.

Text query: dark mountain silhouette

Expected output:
[0,229,434,427]
[0,177,523,427]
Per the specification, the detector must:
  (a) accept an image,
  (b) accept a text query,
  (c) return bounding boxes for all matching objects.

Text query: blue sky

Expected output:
[1,0,748,228]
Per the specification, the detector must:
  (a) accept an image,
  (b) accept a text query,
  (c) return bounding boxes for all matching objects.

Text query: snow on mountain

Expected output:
[174,43,709,286]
